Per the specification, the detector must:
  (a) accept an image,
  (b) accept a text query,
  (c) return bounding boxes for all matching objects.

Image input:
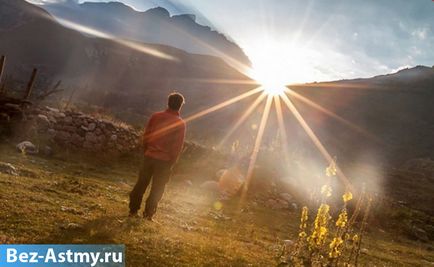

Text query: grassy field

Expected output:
[0,144,433,266]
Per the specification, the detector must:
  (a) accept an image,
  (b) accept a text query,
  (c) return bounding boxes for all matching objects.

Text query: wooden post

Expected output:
[24,68,38,99]
[1,75,9,95]
[0,55,5,92]
[0,56,5,81]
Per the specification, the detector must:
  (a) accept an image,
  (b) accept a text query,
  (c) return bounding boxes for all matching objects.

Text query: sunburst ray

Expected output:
[218,92,267,148]
[240,95,274,203]
[144,87,263,140]
[280,93,352,190]
[285,88,381,142]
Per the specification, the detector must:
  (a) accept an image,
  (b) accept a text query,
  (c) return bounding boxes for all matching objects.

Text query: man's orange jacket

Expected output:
[143,109,186,164]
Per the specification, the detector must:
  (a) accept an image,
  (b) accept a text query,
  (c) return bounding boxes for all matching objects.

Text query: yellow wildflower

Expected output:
[325,160,337,177]
[329,237,344,258]
[342,192,353,202]
[352,234,359,243]
[321,184,332,197]
[300,206,309,229]
[336,209,348,228]
[308,204,331,248]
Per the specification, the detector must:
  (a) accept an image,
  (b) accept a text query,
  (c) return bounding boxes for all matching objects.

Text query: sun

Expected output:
[258,78,287,96]
[245,41,314,94]
[249,60,288,96]
[250,63,288,96]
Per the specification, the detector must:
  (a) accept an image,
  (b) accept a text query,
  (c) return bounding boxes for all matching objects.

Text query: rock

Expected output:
[87,122,96,131]
[200,180,220,192]
[71,133,84,146]
[64,116,73,124]
[85,132,98,143]
[61,223,84,230]
[47,128,56,137]
[45,106,60,113]
[54,112,66,118]
[54,131,71,143]
[0,162,18,176]
[94,128,102,135]
[62,125,76,133]
[77,128,86,137]
[279,193,293,203]
[361,248,369,254]
[291,203,298,210]
[36,114,50,127]
[16,141,38,154]
[110,134,118,141]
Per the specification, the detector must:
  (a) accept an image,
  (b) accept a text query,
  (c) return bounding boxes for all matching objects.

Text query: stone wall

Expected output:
[31,106,140,153]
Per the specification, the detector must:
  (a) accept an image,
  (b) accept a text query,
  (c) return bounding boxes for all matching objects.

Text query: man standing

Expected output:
[129,92,186,220]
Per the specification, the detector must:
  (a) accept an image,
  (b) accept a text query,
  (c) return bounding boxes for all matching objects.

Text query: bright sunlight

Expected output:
[246,41,318,92]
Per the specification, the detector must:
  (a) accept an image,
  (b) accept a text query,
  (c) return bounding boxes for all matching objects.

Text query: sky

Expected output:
[36,0,434,83]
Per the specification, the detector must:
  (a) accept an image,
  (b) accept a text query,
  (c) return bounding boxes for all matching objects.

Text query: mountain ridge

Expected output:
[41,1,251,66]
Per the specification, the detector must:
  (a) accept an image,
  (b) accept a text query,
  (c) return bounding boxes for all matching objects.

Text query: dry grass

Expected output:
[0,144,433,266]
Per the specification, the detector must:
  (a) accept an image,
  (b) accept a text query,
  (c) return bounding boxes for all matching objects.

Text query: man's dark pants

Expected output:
[129,156,172,217]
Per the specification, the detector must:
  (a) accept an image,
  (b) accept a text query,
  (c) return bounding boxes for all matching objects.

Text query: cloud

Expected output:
[412,27,429,40]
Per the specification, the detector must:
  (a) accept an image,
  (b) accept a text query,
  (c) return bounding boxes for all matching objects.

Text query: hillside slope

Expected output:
[0,145,432,266]
[287,66,434,166]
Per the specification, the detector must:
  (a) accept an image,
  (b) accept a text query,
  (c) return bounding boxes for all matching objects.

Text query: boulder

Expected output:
[16,141,38,154]
[71,133,84,146]
[64,116,73,124]
[47,128,56,137]
[87,122,96,131]
[62,125,76,133]
[45,106,60,113]
[85,132,98,143]
[0,162,18,176]
[36,114,50,127]
[54,131,71,143]
[94,128,102,135]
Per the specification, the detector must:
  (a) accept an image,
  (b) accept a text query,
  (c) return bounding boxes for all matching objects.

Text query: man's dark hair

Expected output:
[168,92,185,111]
